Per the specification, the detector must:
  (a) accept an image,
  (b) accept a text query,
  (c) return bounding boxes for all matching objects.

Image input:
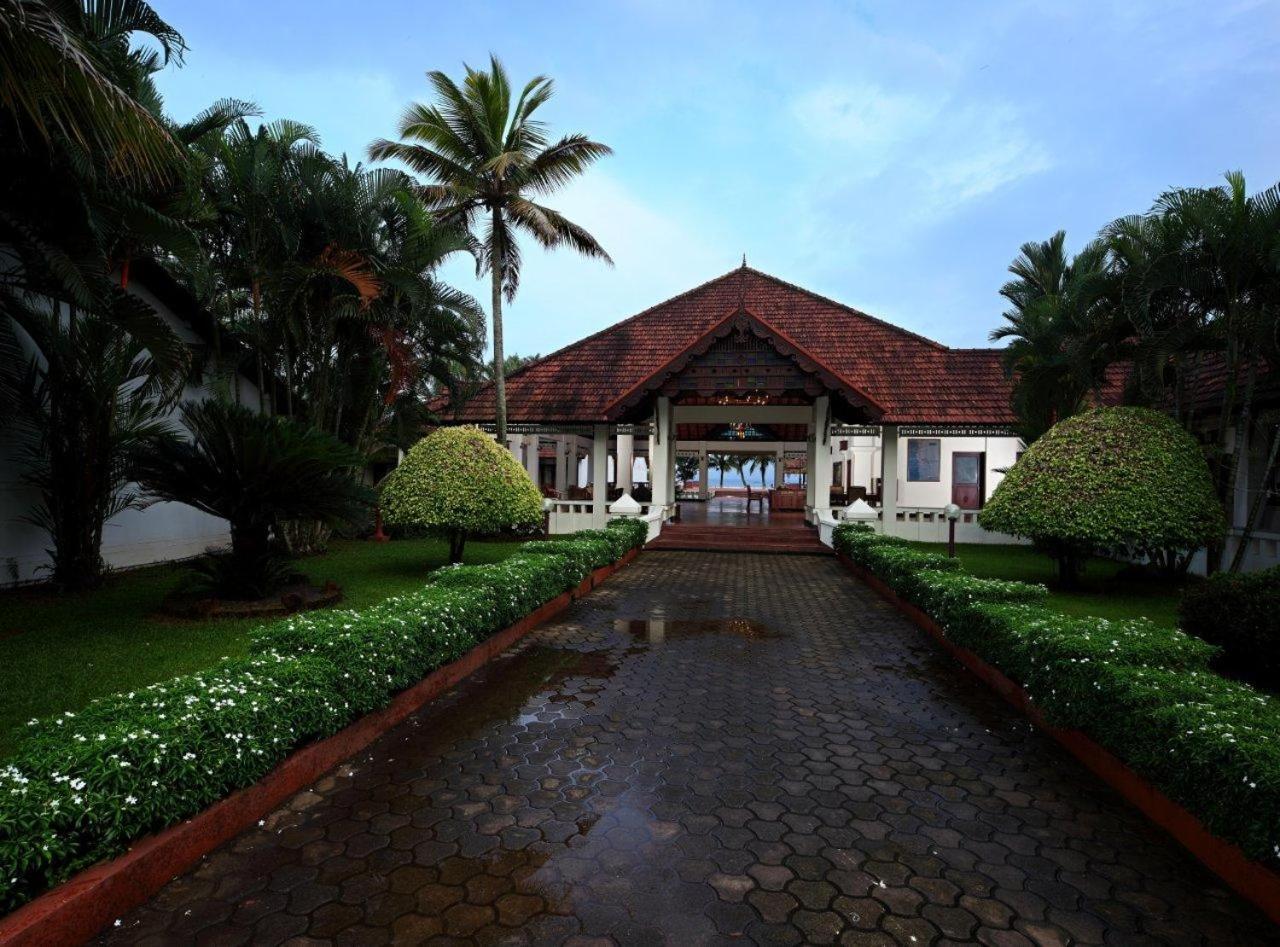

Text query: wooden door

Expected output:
[951,452,984,509]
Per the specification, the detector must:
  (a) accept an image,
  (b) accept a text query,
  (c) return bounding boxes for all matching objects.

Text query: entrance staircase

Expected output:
[645,522,830,555]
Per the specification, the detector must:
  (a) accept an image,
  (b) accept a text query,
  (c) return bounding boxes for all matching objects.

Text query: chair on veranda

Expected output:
[744,483,765,514]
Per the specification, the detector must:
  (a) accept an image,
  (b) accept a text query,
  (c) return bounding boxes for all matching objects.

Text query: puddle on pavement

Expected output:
[397,645,619,746]
[616,616,781,643]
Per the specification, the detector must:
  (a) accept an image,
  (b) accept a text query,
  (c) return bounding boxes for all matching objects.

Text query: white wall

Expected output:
[0,281,262,585]
[828,433,1021,508]
[895,435,1021,508]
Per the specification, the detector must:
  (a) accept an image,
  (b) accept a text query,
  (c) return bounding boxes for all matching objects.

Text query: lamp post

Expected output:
[944,503,961,558]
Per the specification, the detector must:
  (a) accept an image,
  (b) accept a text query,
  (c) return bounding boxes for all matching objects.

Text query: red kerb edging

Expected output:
[0,548,642,947]
[837,553,1280,927]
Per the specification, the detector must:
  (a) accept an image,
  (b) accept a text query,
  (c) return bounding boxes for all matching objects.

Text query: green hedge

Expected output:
[831,522,1280,864]
[0,519,647,913]
[1179,565,1280,691]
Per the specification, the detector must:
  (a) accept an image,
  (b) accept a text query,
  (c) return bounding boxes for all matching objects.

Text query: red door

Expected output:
[951,452,984,509]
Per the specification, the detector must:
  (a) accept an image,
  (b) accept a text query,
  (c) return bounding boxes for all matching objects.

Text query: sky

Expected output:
[155,0,1280,358]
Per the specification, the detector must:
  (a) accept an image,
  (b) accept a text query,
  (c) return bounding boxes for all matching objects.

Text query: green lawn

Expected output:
[0,538,519,754]
[910,542,1189,627]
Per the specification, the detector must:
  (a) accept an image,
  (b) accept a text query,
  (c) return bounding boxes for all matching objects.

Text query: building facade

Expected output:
[434,265,1027,546]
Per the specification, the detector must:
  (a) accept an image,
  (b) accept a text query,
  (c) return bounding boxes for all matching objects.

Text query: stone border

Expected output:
[0,548,640,947]
[837,552,1280,927]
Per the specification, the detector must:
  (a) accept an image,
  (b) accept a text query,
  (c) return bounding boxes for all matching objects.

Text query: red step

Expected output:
[645,524,830,555]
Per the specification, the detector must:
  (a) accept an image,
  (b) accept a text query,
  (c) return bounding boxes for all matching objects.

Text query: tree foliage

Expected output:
[132,401,373,596]
[369,55,612,440]
[981,407,1225,582]
[380,426,543,561]
[992,173,1280,570]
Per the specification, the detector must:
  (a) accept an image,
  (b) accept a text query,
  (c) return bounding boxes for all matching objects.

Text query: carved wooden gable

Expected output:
[659,325,823,400]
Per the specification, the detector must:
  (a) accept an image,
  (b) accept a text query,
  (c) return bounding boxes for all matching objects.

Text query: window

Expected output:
[907,439,941,482]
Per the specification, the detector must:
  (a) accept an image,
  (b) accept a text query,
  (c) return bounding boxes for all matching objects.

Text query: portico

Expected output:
[431,265,1026,547]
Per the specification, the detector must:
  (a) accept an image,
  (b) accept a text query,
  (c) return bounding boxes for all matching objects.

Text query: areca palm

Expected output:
[1150,173,1280,569]
[369,55,612,439]
[991,232,1115,442]
[0,0,186,183]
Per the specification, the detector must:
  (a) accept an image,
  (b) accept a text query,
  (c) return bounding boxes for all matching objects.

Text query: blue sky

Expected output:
[156,0,1279,357]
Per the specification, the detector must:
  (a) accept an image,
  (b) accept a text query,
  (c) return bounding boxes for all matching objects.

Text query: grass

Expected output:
[0,537,519,755]
[910,542,1188,627]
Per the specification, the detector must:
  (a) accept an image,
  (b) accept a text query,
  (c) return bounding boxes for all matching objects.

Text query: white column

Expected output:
[507,435,521,464]
[804,436,817,514]
[808,396,832,523]
[651,397,673,514]
[616,433,634,493]
[775,448,785,488]
[698,449,709,499]
[553,436,568,495]
[523,434,540,485]
[881,424,899,535]
[592,424,609,526]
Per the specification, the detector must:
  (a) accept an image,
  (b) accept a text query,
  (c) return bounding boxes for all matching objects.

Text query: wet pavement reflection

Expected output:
[99,554,1276,946]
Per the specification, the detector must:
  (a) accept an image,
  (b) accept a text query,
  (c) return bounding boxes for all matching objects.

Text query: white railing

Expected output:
[545,500,668,541]
[814,504,1024,547]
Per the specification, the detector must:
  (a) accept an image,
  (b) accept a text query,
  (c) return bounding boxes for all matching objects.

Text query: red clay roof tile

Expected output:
[436,267,1018,425]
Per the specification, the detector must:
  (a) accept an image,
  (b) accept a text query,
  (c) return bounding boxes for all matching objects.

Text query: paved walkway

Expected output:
[101,554,1275,946]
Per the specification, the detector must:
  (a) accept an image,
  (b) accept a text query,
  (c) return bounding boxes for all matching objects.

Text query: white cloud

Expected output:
[792,82,1050,219]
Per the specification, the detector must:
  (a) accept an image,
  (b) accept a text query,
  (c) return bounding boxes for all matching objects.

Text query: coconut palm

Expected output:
[368,55,612,440]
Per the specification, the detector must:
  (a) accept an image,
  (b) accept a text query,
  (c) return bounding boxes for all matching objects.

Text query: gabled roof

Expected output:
[436,266,1017,425]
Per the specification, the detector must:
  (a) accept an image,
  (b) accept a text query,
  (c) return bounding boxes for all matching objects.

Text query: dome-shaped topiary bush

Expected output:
[381,426,544,562]
[980,407,1224,584]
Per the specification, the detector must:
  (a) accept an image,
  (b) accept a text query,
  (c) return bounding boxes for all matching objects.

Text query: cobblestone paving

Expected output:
[100,553,1278,946]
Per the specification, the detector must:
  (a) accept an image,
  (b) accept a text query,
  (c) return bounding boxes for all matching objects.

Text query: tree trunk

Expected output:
[449,529,467,564]
[1219,348,1261,571]
[1055,548,1082,589]
[491,209,508,443]
[1230,421,1280,573]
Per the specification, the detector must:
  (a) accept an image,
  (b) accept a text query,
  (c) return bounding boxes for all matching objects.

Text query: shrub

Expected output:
[132,401,374,598]
[380,426,544,563]
[908,571,1047,624]
[837,519,1280,864]
[979,407,1224,585]
[518,536,614,577]
[428,554,579,626]
[1179,566,1280,690]
[832,523,909,559]
[947,602,1217,727]
[0,651,349,910]
[0,526,642,913]
[607,517,649,549]
[1081,666,1280,861]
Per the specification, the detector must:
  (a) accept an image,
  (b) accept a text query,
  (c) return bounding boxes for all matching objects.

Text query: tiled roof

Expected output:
[436,267,1018,425]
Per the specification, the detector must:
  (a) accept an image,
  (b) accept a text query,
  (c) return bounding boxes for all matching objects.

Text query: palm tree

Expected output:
[369,55,613,440]
[990,232,1114,442]
[0,0,186,183]
[1149,173,1280,570]
[0,293,183,590]
[0,1,241,589]
[744,455,770,487]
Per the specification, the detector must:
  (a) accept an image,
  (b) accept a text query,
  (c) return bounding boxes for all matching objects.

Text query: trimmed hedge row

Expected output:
[0,519,648,913]
[833,523,1280,864]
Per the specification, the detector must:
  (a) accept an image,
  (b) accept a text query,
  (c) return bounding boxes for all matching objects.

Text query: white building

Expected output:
[433,265,1028,548]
